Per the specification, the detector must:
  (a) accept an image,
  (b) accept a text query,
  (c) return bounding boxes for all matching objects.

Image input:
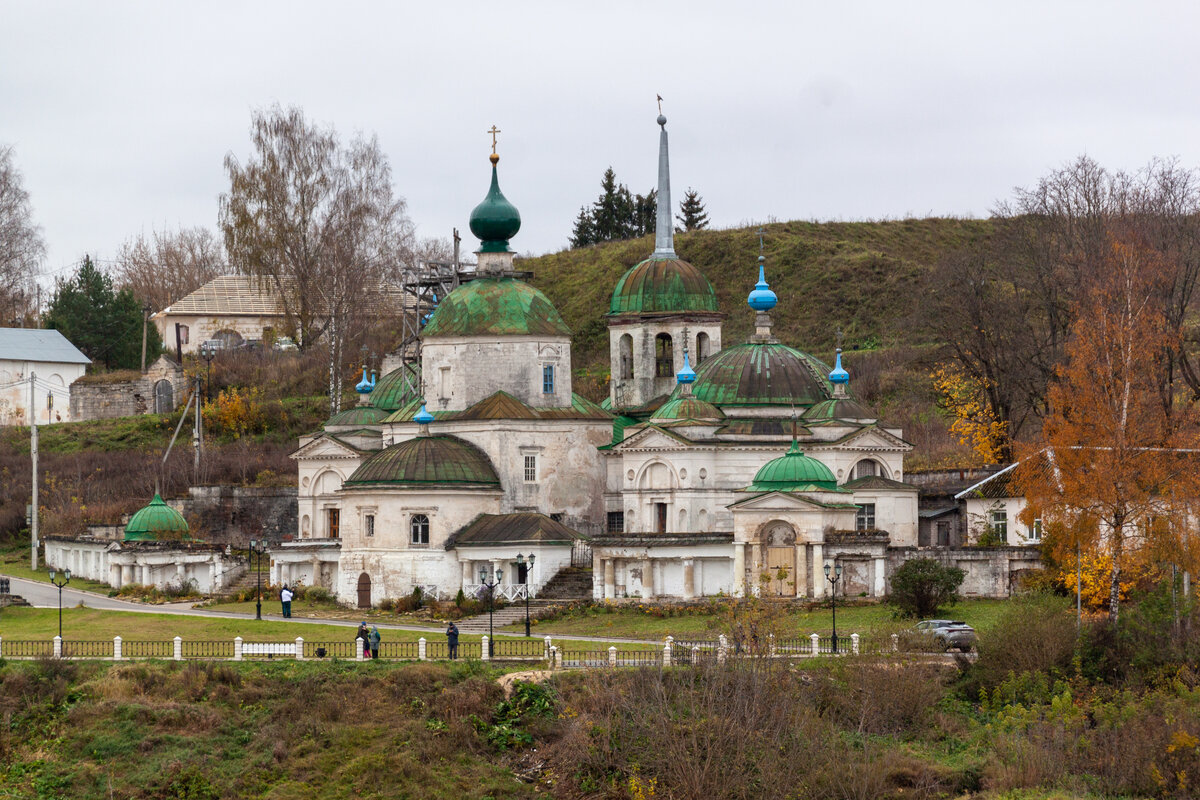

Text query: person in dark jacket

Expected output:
[369,625,381,659]
[446,621,459,660]
[356,622,370,658]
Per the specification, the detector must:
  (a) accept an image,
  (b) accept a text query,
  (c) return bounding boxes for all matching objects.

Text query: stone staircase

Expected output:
[536,567,594,601]
[454,605,536,633]
[222,571,267,598]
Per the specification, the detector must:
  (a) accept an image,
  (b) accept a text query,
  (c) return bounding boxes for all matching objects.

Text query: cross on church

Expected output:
[756,227,766,253]
[836,329,844,349]
[488,125,501,154]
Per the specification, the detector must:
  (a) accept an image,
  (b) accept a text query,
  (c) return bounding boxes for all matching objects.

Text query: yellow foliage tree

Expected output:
[202,387,266,439]
[932,363,1009,464]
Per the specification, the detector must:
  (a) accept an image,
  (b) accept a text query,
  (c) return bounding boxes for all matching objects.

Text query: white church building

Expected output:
[289,115,1009,609]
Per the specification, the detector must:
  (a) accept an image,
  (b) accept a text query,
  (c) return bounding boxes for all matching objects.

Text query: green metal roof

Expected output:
[804,397,876,422]
[446,512,585,549]
[124,494,190,542]
[650,395,724,422]
[344,435,501,489]
[689,341,833,406]
[609,258,719,315]
[469,160,521,253]
[746,441,840,492]
[422,278,571,338]
[368,365,419,412]
[326,405,389,427]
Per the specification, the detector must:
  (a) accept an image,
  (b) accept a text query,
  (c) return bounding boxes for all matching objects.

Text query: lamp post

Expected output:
[479,565,502,657]
[249,539,264,620]
[515,553,536,637]
[48,568,71,640]
[823,562,843,654]
[199,343,216,402]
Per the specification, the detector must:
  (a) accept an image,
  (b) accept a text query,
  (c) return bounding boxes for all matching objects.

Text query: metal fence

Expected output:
[490,638,545,658]
[3,640,53,658]
[119,640,174,658]
[182,641,237,659]
[61,640,112,658]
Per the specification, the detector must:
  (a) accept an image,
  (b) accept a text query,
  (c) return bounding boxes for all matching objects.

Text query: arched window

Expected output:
[695,332,710,365]
[619,334,634,380]
[410,514,430,545]
[154,379,174,414]
[655,333,673,377]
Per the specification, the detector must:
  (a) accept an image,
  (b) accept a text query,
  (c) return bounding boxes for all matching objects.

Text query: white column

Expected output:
[641,558,654,599]
[603,559,615,600]
[812,544,825,599]
[461,560,472,590]
[693,559,704,598]
[682,559,695,600]
[794,546,806,598]
[732,544,746,597]
[873,557,887,597]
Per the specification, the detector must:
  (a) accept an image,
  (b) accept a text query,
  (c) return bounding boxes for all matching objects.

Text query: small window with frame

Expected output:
[524,455,538,483]
[542,364,555,394]
[364,513,375,538]
[410,513,430,545]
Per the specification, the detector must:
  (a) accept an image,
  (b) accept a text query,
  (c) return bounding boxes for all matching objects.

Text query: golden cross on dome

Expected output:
[488,125,501,154]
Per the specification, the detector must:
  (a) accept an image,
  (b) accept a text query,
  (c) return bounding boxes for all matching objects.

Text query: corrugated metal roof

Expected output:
[446,513,584,548]
[158,275,410,317]
[0,328,90,365]
[384,391,612,424]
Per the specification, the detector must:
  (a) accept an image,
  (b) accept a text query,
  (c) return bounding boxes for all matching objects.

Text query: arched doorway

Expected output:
[154,379,174,414]
[357,572,372,608]
[763,521,797,597]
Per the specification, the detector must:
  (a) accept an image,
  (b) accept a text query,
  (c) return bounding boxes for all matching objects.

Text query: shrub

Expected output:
[967,592,1076,697]
[888,558,965,618]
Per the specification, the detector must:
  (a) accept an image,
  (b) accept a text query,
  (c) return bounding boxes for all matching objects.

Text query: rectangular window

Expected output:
[936,521,950,546]
[856,503,876,531]
[991,510,1008,542]
[542,364,555,394]
[1029,518,1042,543]
[365,514,375,538]
[439,366,450,398]
[524,455,537,483]
[327,508,340,539]
[607,511,625,533]
[655,502,668,533]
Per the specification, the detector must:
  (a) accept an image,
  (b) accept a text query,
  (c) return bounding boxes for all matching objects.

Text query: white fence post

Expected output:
[891,633,899,653]
[113,636,121,661]
[544,635,552,661]
[418,637,427,661]
[851,633,860,655]
[663,637,673,668]
[173,636,182,661]
[692,645,700,664]
[356,640,364,662]
[555,647,563,670]
[0,635,3,658]
[768,633,776,657]
[234,636,243,661]
[53,635,62,659]
[810,633,820,656]
[608,646,617,667]
[717,634,728,664]
[481,636,490,661]
[295,637,304,660]
[548,645,557,669]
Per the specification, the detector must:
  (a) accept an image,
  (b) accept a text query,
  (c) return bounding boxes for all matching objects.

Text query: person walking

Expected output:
[356,622,370,658]
[280,584,294,618]
[446,621,459,660]
[369,625,381,660]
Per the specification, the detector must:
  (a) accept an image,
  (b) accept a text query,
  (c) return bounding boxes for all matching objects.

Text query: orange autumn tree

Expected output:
[1015,236,1200,623]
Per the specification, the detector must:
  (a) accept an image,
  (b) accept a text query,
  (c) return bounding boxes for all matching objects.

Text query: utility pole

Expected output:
[192,376,202,483]
[29,372,38,570]
[140,303,151,372]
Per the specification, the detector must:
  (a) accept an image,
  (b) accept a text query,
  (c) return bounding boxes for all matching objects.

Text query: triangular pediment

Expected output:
[812,425,912,452]
[291,434,365,461]
[728,491,858,511]
[612,424,692,452]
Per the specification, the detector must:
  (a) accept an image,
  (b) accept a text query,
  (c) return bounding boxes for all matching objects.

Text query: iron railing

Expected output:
[182,640,236,659]
[61,640,112,658]
[490,638,545,658]
[118,640,174,658]
[3,640,53,657]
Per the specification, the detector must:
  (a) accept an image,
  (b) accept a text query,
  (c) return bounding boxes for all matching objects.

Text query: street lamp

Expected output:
[199,343,216,402]
[823,562,843,654]
[48,568,71,640]
[479,565,502,657]
[249,539,265,620]
[515,553,536,637]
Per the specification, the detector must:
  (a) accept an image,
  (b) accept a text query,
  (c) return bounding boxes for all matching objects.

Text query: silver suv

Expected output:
[913,619,976,652]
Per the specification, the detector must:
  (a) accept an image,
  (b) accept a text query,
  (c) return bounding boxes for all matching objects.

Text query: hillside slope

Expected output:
[523,217,991,369]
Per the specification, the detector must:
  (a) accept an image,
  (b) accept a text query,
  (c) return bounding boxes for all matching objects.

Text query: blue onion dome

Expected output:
[469,153,521,253]
[414,403,435,424]
[355,367,373,394]
[677,351,696,384]
[828,349,849,384]
[747,256,777,311]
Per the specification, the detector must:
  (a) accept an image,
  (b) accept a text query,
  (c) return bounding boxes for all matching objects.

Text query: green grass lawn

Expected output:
[507,598,1011,640]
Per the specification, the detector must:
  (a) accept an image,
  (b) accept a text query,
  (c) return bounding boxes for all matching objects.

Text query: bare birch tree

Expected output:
[113,226,225,311]
[0,145,45,323]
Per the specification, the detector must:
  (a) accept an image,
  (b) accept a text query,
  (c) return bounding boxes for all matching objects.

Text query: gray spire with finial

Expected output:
[652,98,676,260]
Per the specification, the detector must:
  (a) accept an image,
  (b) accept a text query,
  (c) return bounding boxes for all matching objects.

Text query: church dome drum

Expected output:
[688,342,833,407]
[609,258,719,315]
[344,434,501,490]
[421,278,571,338]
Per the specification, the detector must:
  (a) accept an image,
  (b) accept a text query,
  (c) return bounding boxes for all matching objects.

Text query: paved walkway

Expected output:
[0,574,656,644]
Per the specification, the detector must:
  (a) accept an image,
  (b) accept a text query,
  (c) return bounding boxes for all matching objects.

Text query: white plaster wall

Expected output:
[154,313,285,354]
[963,497,1036,544]
[849,490,919,546]
[608,319,722,409]
[421,335,573,411]
[295,452,364,540]
[0,358,87,424]
[456,544,572,596]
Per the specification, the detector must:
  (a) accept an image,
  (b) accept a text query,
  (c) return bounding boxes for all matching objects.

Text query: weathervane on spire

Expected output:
[656,94,663,114]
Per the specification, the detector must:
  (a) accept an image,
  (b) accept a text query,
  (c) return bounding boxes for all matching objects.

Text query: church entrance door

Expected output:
[766,547,795,597]
[357,572,371,608]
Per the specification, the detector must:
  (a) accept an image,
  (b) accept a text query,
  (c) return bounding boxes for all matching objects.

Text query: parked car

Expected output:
[272,336,298,352]
[911,619,976,652]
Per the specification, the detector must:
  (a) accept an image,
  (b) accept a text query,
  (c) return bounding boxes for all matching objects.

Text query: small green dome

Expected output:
[368,366,419,412]
[747,442,838,492]
[124,494,189,542]
[344,435,501,489]
[422,278,571,338]
[327,406,389,427]
[609,258,719,315]
[651,395,724,422]
[689,342,833,406]
[469,159,521,253]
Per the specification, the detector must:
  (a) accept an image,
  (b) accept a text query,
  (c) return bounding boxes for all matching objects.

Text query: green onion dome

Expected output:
[368,366,419,412]
[688,341,834,406]
[124,494,190,542]
[609,258,719,315]
[650,395,724,422]
[422,277,571,338]
[326,406,389,427]
[344,435,501,490]
[469,155,521,253]
[746,442,838,492]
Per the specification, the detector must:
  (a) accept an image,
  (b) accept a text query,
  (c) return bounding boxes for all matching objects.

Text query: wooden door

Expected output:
[766,547,795,597]
[356,572,371,608]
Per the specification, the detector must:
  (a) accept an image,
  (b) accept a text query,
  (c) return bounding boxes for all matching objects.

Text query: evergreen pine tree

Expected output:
[633,188,657,237]
[570,206,596,248]
[568,168,659,248]
[676,188,709,231]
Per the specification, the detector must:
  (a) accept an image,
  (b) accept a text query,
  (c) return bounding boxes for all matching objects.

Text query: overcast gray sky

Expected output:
[4,0,1199,280]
